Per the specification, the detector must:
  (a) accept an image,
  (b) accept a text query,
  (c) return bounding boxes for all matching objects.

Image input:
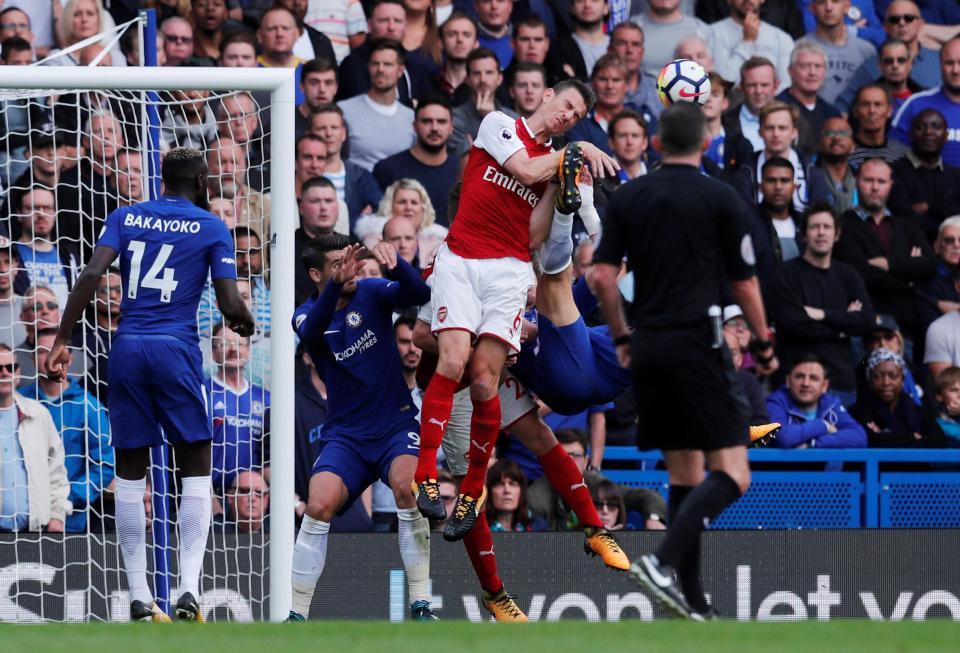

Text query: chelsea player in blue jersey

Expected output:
[46,148,255,623]
[288,234,436,622]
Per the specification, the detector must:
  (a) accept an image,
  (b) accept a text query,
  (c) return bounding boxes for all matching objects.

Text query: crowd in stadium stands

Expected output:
[3,0,960,534]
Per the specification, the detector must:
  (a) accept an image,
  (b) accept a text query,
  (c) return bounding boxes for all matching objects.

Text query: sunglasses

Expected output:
[0,22,29,31]
[164,34,193,44]
[942,236,960,245]
[881,56,909,65]
[29,301,59,312]
[823,129,852,138]
[593,500,619,510]
[232,487,268,498]
[886,14,918,24]
[0,363,19,373]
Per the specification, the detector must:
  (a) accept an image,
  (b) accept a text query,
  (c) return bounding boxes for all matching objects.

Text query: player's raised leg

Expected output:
[387,452,436,620]
[288,470,350,621]
[444,337,508,542]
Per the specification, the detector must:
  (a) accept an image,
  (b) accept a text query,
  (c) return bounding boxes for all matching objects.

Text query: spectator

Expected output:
[338,39,416,171]
[765,354,868,448]
[383,215,419,265]
[4,122,65,237]
[1,34,32,65]
[630,0,708,78]
[776,41,841,150]
[402,0,442,66]
[114,149,145,207]
[673,33,716,72]
[774,203,874,404]
[0,241,24,350]
[707,0,794,89]
[485,459,547,532]
[14,187,79,309]
[807,116,857,216]
[860,313,923,406]
[722,57,785,163]
[257,7,307,100]
[292,133,329,197]
[430,12,478,104]
[566,53,633,154]
[161,89,217,150]
[26,332,114,532]
[191,0,245,61]
[161,16,195,67]
[589,477,629,530]
[219,29,258,67]
[217,91,266,181]
[395,314,422,402]
[548,0,611,81]
[296,57,339,139]
[50,0,125,67]
[431,469,458,532]
[609,22,663,124]
[275,0,337,63]
[894,38,960,166]
[507,61,548,119]
[723,319,769,425]
[835,158,935,339]
[476,0,514,69]
[748,157,802,304]
[924,309,960,379]
[934,366,960,445]
[798,0,876,105]
[850,348,947,447]
[84,267,119,404]
[848,85,910,169]
[702,72,729,168]
[15,290,83,386]
[307,105,383,223]
[0,343,69,533]
[378,178,436,231]
[207,324,270,495]
[0,8,34,57]
[448,48,518,157]
[609,110,649,180]
[914,217,960,337]
[731,101,817,212]
[696,0,806,39]
[877,38,924,113]
[293,345,326,504]
[836,1,942,113]
[207,135,271,234]
[224,470,270,533]
[303,0,367,63]
[295,177,347,303]
[889,108,960,240]
[501,14,554,106]
[337,0,428,108]
[373,98,458,226]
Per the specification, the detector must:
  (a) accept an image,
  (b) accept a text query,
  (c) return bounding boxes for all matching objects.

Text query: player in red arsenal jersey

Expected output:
[412,78,619,542]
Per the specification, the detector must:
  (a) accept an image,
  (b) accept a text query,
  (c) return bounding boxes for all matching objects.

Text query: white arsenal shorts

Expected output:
[442,372,537,476]
[430,243,534,353]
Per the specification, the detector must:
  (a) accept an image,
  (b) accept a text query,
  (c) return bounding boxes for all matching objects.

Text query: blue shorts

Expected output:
[310,422,420,515]
[108,335,211,450]
[515,316,630,415]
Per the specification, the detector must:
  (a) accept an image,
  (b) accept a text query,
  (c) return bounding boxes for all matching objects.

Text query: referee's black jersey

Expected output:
[594,163,757,329]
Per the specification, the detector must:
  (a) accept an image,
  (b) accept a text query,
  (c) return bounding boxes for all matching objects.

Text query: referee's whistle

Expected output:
[708,305,723,350]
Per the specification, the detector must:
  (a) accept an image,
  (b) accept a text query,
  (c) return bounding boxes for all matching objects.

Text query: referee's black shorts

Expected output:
[631,324,750,451]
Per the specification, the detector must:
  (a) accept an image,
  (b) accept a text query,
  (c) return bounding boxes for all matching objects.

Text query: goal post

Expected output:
[0,65,297,622]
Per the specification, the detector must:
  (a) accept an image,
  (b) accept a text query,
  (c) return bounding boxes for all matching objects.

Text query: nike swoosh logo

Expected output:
[324,330,339,334]
[645,558,673,587]
[678,89,706,98]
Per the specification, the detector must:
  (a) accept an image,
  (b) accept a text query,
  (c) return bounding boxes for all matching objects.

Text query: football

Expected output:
[656,58,711,107]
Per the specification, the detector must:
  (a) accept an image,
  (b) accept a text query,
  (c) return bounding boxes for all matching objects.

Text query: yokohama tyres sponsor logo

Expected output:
[482,165,540,207]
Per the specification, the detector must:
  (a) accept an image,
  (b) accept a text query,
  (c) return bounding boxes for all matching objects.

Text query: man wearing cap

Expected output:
[774,202,875,406]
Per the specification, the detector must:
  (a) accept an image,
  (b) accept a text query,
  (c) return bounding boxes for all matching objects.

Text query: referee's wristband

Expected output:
[613,334,631,347]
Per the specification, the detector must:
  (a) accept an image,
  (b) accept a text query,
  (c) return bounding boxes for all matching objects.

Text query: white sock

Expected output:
[291,515,330,617]
[115,477,152,604]
[177,476,211,599]
[578,183,601,237]
[539,209,574,274]
[397,507,431,604]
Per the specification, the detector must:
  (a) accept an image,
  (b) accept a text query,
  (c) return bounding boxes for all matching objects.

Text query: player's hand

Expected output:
[46,519,64,533]
[615,342,631,369]
[228,315,255,338]
[44,341,71,382]
[370,241,398,270]
[743,9,760,42]
[577,142,620,178]
[333,243,364,285]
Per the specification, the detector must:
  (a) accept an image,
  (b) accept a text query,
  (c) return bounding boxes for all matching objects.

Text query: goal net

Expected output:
[0,64,296,623]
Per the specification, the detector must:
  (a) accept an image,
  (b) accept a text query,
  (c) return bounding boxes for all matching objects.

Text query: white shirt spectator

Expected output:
[630,12,707,77]
[707,17,793,90]
[924,311,960,369]
[304,0,367,63]
[338,94,415,172]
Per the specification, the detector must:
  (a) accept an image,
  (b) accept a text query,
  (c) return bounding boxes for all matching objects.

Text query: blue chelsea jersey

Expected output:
[97,196,237,344]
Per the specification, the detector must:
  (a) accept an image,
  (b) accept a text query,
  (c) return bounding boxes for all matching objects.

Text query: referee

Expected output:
[592,102,778,620]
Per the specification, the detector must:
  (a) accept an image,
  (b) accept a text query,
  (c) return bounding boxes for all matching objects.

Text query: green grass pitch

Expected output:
[2,620,956,653]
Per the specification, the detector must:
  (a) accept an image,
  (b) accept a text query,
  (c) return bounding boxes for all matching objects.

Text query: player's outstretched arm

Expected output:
[212,278,256,337]
[370,242,431,309]
[46,245,117,381]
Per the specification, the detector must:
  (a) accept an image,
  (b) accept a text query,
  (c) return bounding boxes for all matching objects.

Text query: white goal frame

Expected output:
[0,66,297,622]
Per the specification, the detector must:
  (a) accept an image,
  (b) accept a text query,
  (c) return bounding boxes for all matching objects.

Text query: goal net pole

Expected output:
[0,65,297,622]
